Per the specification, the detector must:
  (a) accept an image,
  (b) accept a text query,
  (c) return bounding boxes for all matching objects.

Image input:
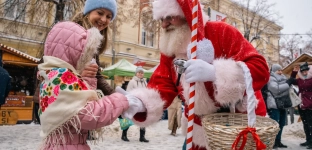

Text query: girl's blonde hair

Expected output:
[71,12,108,54]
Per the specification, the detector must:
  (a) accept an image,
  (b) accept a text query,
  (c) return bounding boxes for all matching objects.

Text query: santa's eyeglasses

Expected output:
[160,16,187,23]
[160,16,174,22]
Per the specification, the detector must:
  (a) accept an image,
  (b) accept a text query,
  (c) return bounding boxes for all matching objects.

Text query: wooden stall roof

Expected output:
[0,43,40,66]
[282,53,312,76]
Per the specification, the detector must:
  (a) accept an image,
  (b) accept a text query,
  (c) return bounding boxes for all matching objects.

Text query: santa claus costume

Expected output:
[125,0,270,149]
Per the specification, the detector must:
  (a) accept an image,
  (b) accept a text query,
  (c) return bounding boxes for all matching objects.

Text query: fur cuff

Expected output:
[76,27,103,73]
[129,88,165,127]
[212,58,245,106]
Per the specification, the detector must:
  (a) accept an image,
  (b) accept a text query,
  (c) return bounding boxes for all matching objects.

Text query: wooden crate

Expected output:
[0,96,33,125]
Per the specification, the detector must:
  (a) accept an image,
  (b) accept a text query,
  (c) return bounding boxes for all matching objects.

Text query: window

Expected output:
[141,30,146,45]
[141,30,155,47]
[4,0,26,21]
[149,33,154,47]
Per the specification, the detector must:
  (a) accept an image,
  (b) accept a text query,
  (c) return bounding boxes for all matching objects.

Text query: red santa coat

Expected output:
[127,21,269,150]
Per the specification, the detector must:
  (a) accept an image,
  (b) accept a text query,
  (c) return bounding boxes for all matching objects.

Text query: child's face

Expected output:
[88,8,112,31]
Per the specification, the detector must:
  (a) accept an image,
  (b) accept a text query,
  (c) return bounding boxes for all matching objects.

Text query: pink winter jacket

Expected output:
[42,21,129,149]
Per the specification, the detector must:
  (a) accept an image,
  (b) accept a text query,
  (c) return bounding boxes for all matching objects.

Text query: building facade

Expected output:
[201,0,283,65]
[1,0,282,87]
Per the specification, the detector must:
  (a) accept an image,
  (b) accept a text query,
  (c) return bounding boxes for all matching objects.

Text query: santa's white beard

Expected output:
[159,24,191,58]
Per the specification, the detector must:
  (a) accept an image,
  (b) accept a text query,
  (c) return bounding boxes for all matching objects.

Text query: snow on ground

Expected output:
[0,120,185,150]
[0,115,308,150]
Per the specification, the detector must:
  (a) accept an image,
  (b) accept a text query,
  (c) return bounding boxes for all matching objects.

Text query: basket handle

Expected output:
[238,62,257,127]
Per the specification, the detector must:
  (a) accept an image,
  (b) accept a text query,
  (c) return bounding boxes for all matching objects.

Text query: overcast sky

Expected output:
[230,0,312,36]
[269,0,312,35]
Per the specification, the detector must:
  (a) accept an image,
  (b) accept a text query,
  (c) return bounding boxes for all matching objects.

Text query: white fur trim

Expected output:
[152,0,184,20]
[181,115,209,149]
[187,38,214,63]
[298,65,312,80]
[129,88,165,127]
[182,76,219,115]
[212,58,245,106]
[76,27,103,73]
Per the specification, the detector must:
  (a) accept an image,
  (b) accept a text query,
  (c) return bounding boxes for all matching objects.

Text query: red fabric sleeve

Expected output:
[147,54,179,109]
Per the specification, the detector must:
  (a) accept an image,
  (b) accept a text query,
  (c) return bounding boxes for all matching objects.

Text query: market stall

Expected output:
[102,58,154,78]
[0,43,40,125]
[282,53,312,77]
[102,59,154,87]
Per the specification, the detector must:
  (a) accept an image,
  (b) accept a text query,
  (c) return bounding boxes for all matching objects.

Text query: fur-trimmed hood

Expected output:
[44,21,103,73]
[298,65,312,80]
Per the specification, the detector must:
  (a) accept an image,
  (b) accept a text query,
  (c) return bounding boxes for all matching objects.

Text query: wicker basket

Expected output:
[201,113,280,150]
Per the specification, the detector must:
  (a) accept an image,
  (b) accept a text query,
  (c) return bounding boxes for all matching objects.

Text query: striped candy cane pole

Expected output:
[186,0,198,149]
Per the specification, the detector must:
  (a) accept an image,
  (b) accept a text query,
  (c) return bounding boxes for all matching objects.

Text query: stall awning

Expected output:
[102,59,154,78]
[282,53,312,76]
[0,43,40,66]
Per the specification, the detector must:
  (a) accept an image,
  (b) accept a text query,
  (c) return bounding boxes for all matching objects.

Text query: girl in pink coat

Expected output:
[37,0,145,149]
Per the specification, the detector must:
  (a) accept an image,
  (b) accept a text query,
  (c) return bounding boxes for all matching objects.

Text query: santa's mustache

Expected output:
[164,26,177,32]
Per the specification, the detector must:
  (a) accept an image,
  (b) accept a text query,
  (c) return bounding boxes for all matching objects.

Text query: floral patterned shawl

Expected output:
[37,56,98,147]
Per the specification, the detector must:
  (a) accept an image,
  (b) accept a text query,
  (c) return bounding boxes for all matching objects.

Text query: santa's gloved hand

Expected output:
[184,59,216,83]
[115,86,146,119]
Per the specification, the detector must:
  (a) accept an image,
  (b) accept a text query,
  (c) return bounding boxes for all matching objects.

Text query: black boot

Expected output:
[273,140,288,149]
[307,141,312,149]
[121,128,129,142]
[278,142,287,148]
[139,128,149,142]
[300,141,309,146]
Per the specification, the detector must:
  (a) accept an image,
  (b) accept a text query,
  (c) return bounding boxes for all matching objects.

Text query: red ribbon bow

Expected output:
[232,127,266,150]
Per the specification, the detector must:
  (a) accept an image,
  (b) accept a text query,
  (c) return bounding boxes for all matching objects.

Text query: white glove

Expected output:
[184,59,216,83]
[115,86,146,119]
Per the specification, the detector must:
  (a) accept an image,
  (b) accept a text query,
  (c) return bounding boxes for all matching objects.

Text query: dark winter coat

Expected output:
[95,55,114,95]
[0,66,11,106]
[290,65,312,109]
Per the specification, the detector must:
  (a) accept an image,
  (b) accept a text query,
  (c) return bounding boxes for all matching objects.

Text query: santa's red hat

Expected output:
[153,0,214,63]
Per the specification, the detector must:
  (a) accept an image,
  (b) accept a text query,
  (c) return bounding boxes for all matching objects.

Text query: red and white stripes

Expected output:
[187,0,198,149]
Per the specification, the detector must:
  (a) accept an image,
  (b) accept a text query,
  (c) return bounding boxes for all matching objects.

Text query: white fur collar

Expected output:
[298,65,312,80]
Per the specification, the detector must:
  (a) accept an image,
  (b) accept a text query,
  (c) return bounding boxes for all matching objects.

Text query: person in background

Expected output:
[288,62,312,148]
[167,96,182,136]
[266,64,290,149]
[33,83,41,124]
[285,107,295,125]
[0,60,11,107]
[121,66,149,142]
[37,0,145,149]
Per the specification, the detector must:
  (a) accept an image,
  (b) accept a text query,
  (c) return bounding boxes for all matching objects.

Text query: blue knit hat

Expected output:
[83,0,117,20]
